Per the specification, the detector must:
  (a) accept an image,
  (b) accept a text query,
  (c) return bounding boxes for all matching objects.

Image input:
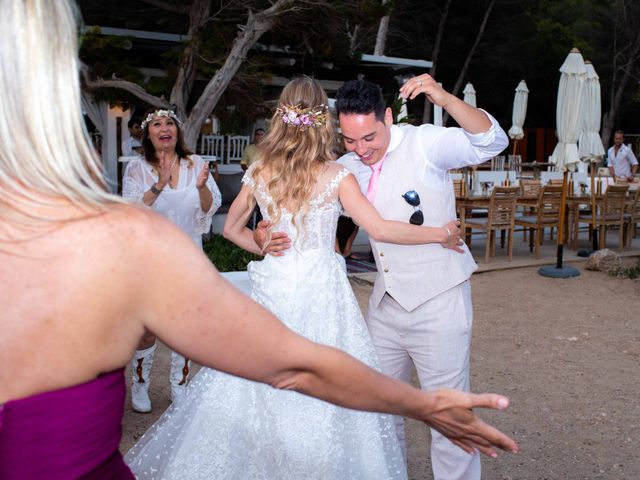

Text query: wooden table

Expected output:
[458,189,636,251]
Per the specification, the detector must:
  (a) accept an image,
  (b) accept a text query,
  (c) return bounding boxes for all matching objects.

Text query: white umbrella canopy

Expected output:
[578,62,605,162]
[508,80,529,140]
[549,48,587,172]
[463,82,476,107]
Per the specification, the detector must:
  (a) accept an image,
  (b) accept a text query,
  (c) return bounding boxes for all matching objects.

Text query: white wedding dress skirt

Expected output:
[125,164,407,479]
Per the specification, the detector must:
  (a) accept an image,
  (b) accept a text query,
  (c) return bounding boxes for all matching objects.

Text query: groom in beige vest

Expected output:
[257,77,508,479]
[335,78,507,480]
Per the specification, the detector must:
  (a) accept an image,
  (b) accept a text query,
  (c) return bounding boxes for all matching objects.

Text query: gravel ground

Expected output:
[121,261,640,480]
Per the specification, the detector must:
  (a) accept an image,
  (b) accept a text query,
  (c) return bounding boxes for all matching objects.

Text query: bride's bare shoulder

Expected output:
[324,161,348,175]
[320,161,351,184]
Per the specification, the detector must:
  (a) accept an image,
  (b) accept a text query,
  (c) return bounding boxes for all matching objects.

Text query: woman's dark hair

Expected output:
[335,80,386,122]
[141,110,193,165]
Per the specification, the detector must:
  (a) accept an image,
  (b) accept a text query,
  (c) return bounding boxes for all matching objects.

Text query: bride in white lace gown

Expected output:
[125,77,462,480]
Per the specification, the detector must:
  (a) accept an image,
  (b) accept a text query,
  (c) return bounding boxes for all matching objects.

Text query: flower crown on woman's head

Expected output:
[141,109,182,130]
[276,104,328,131]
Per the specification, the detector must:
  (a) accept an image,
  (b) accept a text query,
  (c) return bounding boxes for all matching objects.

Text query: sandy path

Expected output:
[121,262,640,479]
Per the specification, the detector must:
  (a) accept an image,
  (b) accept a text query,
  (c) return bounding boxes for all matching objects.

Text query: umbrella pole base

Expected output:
[538,265,581,278]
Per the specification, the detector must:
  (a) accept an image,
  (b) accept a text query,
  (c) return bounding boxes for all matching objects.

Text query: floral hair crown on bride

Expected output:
[141,109,182,130]
[276,104,328,131]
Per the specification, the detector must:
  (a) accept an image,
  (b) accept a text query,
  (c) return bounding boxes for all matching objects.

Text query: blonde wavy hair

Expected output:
[0,0,121,238]
[250,77,336,235]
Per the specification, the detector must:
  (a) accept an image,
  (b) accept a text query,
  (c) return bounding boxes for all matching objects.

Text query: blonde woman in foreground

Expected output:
[0,1,518,479]
[125,77,516,479]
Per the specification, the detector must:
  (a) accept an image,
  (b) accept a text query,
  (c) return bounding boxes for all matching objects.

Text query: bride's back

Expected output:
[244,76,340,252]
[248,161,349,251]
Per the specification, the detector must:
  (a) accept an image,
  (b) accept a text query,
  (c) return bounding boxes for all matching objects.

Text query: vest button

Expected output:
[384,268,389,273]
[379,252,384,257]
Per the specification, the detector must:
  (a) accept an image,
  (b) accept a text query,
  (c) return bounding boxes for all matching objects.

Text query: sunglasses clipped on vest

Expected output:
[402,190,424,225]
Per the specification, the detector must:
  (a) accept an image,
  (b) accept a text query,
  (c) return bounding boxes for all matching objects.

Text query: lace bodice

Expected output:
[242,162,351,251]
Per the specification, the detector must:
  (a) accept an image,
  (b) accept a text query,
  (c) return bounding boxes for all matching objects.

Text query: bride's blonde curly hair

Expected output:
[249,76,336,232]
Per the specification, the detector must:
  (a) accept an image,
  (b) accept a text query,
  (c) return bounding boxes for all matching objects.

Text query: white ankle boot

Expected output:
[170,351,191,404]
[131,343,156,413]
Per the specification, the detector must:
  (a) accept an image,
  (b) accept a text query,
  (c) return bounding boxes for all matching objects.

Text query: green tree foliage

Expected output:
[77,0,639,136]
[378,0,638,134]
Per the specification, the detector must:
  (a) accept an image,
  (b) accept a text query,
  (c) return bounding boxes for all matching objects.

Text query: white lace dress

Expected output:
[122,155,221,247]
[125,162,407,480]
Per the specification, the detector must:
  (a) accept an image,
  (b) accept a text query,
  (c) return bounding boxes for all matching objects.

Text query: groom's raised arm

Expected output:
[399,74,507,171]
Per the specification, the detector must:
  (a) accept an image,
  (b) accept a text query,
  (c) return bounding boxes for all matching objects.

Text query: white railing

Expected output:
[198,134,250,164]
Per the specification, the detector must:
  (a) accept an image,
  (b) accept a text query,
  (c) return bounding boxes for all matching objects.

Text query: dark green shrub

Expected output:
[203,235,262,272]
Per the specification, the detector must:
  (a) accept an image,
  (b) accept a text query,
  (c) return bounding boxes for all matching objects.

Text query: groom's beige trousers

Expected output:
[365,280,480,480]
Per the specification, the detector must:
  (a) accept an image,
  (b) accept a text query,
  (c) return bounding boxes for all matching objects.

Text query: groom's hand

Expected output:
[441,220,464,253]
[399,74,452,106]
[422,389,519,458]
[253,220,291,257]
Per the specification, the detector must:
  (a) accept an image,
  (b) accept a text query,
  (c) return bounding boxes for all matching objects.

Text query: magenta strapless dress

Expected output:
[0,368,134,479]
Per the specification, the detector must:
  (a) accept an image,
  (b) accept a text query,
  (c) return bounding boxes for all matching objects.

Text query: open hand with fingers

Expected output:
[158,151,173,187]
[420,389,519,458]
[399,74,453,107]
[196,163,209,190]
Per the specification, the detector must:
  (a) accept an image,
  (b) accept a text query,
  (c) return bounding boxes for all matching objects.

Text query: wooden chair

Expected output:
[453,179,465,196]
[572,184,629,250]
[519,178,542,197]
[465,186,519,263]
[518,179,542,242]
[545,180,565,239]
[623,187,640,245]
[514,185,563,258]
[544,178,577,240]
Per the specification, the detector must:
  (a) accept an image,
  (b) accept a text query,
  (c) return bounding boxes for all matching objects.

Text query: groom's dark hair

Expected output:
[335,80,386,122]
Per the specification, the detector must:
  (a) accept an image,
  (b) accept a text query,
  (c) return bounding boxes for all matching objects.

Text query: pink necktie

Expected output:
[366,159,384,203]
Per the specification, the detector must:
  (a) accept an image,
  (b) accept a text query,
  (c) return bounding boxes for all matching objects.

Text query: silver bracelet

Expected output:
[444,226,452,244]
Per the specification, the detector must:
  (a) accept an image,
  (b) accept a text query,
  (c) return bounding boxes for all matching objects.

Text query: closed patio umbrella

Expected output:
[549,48,586,172]
[540,48,586,278]
[463,82,476,107]
[508,80,529,154]
[578,62,605,162]
[577,61,606,254]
